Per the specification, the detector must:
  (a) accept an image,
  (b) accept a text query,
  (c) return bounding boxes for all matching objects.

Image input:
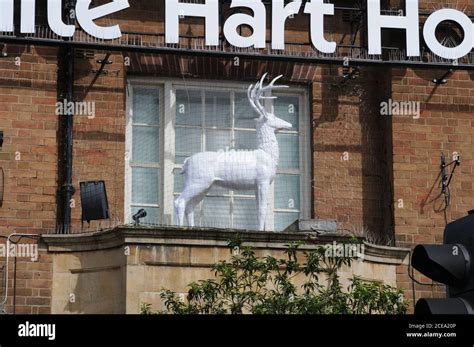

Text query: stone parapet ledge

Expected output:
[40,225,410,266]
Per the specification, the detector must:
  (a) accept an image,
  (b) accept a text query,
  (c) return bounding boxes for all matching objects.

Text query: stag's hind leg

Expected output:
[185,197,200,227]
[184,197,200,227]
[175,180,213,227]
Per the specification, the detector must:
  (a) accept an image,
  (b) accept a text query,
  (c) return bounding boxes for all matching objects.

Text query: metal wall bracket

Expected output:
[433,69,454,85]
[92,53,112,76]
[341,66,360,84]
[86,53,112,96]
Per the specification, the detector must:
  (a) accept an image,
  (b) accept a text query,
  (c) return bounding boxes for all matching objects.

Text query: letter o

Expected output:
[423,9,473,60]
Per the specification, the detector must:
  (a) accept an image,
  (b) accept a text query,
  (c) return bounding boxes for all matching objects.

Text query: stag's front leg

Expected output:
[256,181,271,231]
[174,197,186,226]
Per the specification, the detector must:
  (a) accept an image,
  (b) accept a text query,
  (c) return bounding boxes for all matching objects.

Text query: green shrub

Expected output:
[144,242,408,315]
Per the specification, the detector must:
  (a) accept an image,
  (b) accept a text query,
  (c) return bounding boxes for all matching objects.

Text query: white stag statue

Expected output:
[175,74,292,231]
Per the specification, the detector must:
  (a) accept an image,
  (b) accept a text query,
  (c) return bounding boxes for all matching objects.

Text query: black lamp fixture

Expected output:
[80,181,110,223]
[132,209,147,226]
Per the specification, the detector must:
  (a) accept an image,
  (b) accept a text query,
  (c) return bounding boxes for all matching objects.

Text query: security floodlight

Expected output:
[132,209,147,226]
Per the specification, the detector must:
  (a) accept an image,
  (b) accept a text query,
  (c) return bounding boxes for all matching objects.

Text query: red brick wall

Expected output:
[6,252,53,314]
[71,51,127,229]
[0,45,58,314]
[312,66,394,240]
[392,67,474,307]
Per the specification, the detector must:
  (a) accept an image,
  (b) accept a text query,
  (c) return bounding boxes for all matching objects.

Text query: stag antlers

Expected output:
[247,74,289,120]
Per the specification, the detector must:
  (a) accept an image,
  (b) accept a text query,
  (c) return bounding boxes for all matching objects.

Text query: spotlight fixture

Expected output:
[132,209,147,226]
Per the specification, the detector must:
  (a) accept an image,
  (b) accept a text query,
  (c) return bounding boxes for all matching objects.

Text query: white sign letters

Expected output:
[166,0,474,60]
[0,0,130,40]
[367,0,421,56]
[0,0,472,61]
[165,0,219,45]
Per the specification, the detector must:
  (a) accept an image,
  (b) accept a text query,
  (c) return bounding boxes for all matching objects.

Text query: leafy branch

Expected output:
[142,242,408,315]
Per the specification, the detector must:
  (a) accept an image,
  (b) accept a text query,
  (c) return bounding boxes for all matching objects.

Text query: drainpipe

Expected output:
[57,0,77,234]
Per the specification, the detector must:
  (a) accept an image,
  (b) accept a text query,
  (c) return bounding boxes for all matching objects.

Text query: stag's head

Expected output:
[247,74,293,132]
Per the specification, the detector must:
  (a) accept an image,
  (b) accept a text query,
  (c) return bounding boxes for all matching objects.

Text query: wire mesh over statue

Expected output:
[129,74,303,232]
[175,74,297,231]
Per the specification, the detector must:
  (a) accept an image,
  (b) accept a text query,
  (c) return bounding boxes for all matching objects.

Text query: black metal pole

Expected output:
[59,47,75,234]
[57,0,76,234]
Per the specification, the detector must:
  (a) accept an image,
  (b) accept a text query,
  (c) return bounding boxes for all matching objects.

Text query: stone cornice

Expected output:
[40,226,410,265]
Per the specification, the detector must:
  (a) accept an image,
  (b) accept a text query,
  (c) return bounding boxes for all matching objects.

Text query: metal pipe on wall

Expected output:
[57,0,77,234]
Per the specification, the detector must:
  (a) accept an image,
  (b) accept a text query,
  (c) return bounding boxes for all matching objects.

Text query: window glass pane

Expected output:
[175,127,202,164]
[233,198,257,230]
[205,130,231,152]
[235,92,257,129]
[209,183,229,196]
[131,207,160,225]
[205,91,231,128]
[275,175,300,210]
[133,88,160,125]
[274,95,299,131]
[233,189,255,197]
[174,170,185,194]
[176,89,202,126]
[277,134,300,170]
[275,212,300,232]
[234,130,257,151]
[132,168,160,205]
[132,127,160,163]
[202,197,230,229]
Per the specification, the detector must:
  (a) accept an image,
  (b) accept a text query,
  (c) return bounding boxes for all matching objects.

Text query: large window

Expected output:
[125,79,310,231]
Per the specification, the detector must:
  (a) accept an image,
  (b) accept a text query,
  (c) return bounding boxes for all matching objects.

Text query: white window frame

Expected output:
[125,77,311,231]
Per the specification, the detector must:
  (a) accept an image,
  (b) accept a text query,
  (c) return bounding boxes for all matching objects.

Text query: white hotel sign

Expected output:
[0,0,472,60]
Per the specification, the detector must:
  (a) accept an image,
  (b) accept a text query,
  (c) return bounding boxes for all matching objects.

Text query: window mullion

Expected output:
[201,90,206,152]
[300,92,310,220]
[162,82,175,225]
[199,90,206,226]
[264,90,275,231]
[230,91,236,229]
[124,84,134,223]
